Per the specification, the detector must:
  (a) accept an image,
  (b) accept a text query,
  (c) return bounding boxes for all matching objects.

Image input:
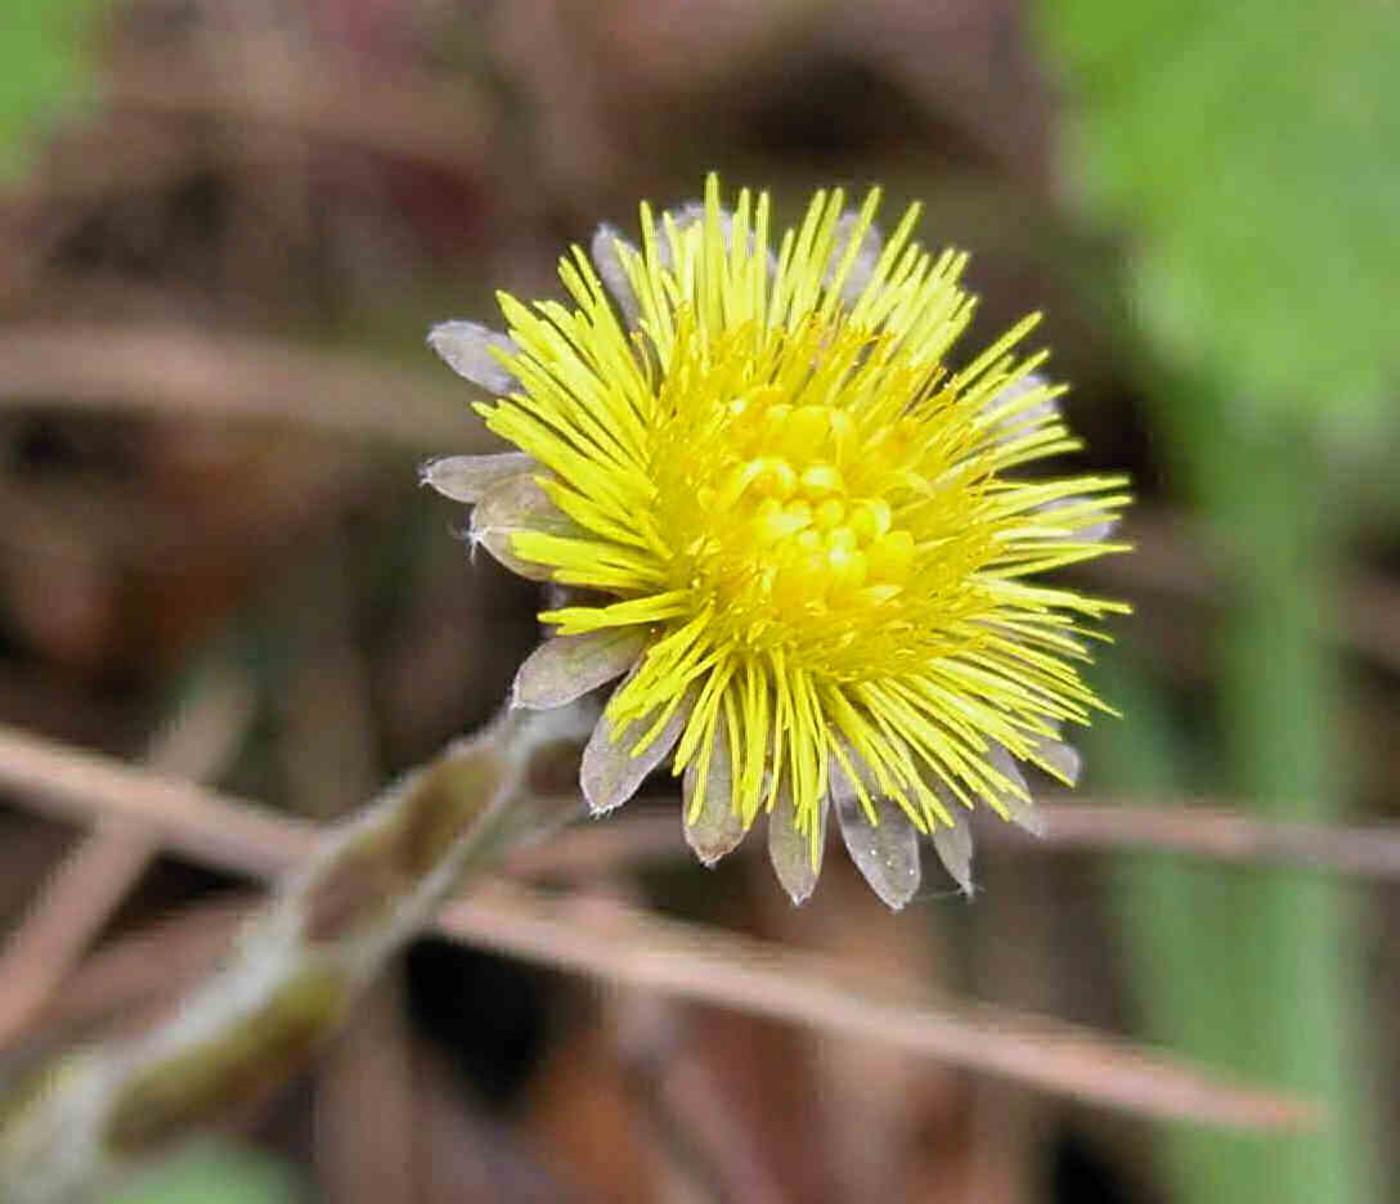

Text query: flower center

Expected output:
[647,314,991,678]
[697,392,916,614]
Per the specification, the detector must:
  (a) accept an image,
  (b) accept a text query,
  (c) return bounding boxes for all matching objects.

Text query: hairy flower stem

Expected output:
[0,704,593,1204]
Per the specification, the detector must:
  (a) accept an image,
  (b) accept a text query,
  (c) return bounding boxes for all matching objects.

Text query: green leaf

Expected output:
[1038,0,1400,444]
[106,1144,304,1204]
[0,0,101,181]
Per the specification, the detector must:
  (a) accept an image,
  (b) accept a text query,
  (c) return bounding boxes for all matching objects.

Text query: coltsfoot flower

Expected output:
[425,176,1129,908]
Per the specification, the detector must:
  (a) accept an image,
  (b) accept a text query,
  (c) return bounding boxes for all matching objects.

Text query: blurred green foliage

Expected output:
[0,0,100,181]
[107,1144,304,1204]
[1040,0,1400,445]
[1040,3,1390,1202]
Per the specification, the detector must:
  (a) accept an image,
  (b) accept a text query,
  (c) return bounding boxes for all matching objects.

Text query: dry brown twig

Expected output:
[0,828,154,1050]
[104,52,496,179]
[17,899,255,1052]
[0,323,490,450]
[1017,799,1400,876]
[0,717,1328,1170]
[450,882,1314,1132]
[3,722,1397,886]
[0,669,254,1049]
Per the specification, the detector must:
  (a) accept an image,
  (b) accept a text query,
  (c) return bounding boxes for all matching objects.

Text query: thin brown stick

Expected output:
[106,55,495,179]
[1002,797,1400,877]
[22,900,255,1047]
[2,724,1397,883]
[0,723,1319,1128]
[0,323,492,450]
[0,824,156,1049]
[515,799,1400,881]
[507,812,688,880]
[445,885,1311,1131]
[0,672,254,1048]
[0,722,316,880]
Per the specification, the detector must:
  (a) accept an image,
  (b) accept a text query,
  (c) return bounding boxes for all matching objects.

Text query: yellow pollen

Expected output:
[814,499,845,529]
[643,319,967,673]
[799,463,843,496]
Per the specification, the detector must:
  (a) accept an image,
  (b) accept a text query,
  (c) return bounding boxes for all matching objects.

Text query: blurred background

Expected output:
[0,0,1396,1201]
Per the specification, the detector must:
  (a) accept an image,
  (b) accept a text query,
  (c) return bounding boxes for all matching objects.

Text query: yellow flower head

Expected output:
[425,175,1129,907]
